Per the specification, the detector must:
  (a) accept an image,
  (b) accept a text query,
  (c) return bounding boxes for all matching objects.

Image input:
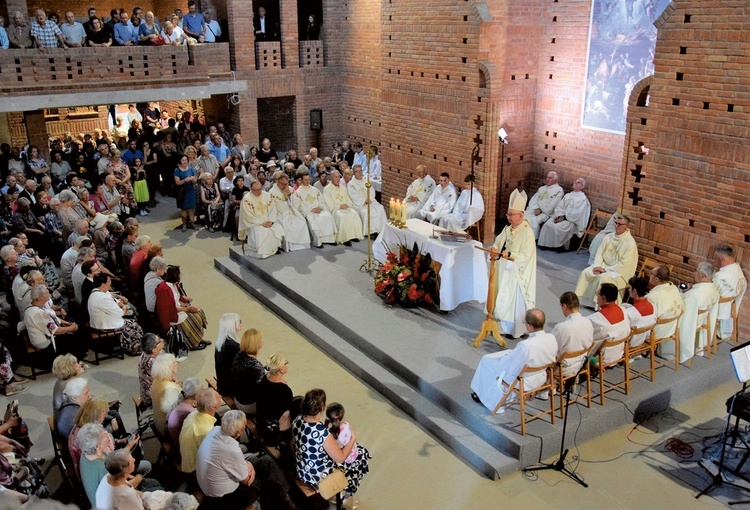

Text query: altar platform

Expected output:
[215,240,735,479]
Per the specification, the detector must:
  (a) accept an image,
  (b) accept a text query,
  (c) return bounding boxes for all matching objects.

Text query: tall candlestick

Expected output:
[389,197,395,222]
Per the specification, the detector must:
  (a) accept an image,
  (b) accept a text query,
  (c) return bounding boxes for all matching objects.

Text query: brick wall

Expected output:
[622,0,750,333]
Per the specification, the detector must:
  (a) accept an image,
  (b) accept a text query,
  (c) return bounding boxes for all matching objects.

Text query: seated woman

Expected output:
[166,377,202,447]
[137,334,162,409]
[214,313,242,397]
[230,329,267,415]
[88,273,143,356]
[257,354,293,446]
[52,354,86,415]
[154,265,208,354]
[77,423,116,508]
[293,389,369,502]
[150,353,182,435]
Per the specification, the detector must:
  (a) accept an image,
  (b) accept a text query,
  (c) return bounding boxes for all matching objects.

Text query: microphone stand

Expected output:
[522,358,589,488]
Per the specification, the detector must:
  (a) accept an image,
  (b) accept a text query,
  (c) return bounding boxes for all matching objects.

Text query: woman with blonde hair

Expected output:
[214,313,242,395]
[257,353,293,446]
[150,353,181,434]
[230,329,267,414]
[52,354,85,414]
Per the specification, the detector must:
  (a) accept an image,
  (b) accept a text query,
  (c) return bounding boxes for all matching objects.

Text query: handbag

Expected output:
[153,36,166,46]
[166,325,188,360]
[317,469,347,500]
[4,400,32,450]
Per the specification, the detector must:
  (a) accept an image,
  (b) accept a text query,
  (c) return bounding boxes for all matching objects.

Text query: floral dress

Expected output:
[107,159,135,208]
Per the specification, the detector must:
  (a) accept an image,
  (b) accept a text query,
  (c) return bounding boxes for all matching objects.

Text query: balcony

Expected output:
[300,40,324,68]
[0,43,245,111]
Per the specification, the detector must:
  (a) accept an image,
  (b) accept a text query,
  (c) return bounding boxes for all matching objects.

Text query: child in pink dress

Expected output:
[325,402,358,464]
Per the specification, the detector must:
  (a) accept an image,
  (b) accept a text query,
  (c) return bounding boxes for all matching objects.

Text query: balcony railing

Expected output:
[300,40,324,68]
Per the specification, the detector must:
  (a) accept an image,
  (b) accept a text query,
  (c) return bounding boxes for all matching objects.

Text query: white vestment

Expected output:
[588,215,616,265]
[678,282,719,362]
[491,220,537,338]
[589,304,631,365]
[470,331,558,412]
[347,176,387,235]
[538,191,591,249]
[439,188,484,232]
[237,191,284,259]
[404,175,436,218]
[367,156,382,193]
[622,299,657,348]
[552,312,594,376]
[323,183,363,243]
[575,230,638,303]
[523,184,564,239]
[294,184,336,246]
[647,282,685,360]
[417,183,457,224]
[713,262,747,339]
[269,184,311,252]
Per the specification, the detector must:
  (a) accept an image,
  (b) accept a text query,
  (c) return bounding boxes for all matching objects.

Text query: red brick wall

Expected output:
[623,0,750,333]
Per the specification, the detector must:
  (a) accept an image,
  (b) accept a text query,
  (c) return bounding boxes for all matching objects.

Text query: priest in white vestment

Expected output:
[646,266,685,360]
[575,213,638,305]
[293,168,336,247]
[323,170,363,245]
[348,165,387,236]
[238,181,284,259]
[417,172,457,224]
[588,215,616,265]
[621,276,657,348]
[588,283,631,365]
[404,165,436,219]
[470,309,557,412]
[439,178,484,232]
[713,244,747,339]
[678,262,719,362]
[538,177,591,250]
[524,172,564,239]
[367,148,383,193]
[490,188,536,338]
[269,171,311,252]
[551,292,594,377]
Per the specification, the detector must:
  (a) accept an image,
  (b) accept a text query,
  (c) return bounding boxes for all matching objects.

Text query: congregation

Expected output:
[0,97,377,507]
[470,174,746,415]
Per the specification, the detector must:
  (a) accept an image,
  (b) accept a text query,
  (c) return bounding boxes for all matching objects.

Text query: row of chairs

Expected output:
[495,298,741,435]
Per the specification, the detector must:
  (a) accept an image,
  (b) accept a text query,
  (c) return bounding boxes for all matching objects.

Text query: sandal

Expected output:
[12,376,29,384]
[1,384,27,397]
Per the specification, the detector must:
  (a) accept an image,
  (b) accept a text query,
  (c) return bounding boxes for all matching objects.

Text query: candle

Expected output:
[397,200,403,224]
[389,197,395,222]
[401,199,407,224]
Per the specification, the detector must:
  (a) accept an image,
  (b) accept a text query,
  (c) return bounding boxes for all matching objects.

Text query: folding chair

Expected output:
[554,348,591,418]
[493,363,556,435]
[577,209,612,254]
[687,306,713,367]
[714,293,741,353]
[637,258,674,279]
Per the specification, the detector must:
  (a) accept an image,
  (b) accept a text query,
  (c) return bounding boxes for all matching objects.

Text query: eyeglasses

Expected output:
[615,222,628,227]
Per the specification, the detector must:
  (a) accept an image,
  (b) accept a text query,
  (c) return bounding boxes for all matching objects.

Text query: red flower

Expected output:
[375,281,388,293]
[397,269,411,282]
[407,284,424,301]
[424,293,433,305]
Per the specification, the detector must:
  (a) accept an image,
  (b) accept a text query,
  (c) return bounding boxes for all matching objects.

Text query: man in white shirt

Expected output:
[713,244,747,340]
[59,11,87,47]
[24,285,81,363]
[524,171,564,239]
[470,309,558,412]
[439,178,484,232]
[551,292,593,377]
[269,171,311,252]
[294,168,336,247]
[203,10,221,42]
[621,276,656,349]
[647,265,685,360]
[417,172,457,224]
[348,164,387,236]
[588,283,631,366]
[679,262,719,362]
[323,170,363,246]
[538,177,591,250]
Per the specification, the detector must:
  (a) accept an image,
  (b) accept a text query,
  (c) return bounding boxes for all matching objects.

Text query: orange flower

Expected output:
[407,284,424,301]
[397,269,411,282]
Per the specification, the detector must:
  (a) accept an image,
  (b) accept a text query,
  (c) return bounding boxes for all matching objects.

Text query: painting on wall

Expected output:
[581,0,670,134]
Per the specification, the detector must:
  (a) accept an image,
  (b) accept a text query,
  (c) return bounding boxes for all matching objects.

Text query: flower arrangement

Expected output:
[374,242,440,308]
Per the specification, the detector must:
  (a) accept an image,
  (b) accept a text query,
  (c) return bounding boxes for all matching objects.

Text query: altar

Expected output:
[372,218,488,311]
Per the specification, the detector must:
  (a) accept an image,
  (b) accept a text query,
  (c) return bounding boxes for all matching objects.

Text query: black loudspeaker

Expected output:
[310,109,323,131]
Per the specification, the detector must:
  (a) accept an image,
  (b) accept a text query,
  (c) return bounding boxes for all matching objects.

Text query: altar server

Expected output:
[439,176,484,232]
[417,172,457,224]
[269,171,311,252]
[348,164,387,236]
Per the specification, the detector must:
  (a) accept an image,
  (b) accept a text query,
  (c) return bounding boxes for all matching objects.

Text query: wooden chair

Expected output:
[591,333,630,406]
[714,294,740,353]
[467,217,485,242]
[84,325,124,365]
[45,417,79,494]
[628,323,657,382]
[637,258,674,279]
[687,306,713,367]
[17,329,53,380]
[493,363,556,436]
[577,209,612,254]
[131,395,155,442]
[151,417,181,471]
[629,314,682,382]
[554,348,591,418]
